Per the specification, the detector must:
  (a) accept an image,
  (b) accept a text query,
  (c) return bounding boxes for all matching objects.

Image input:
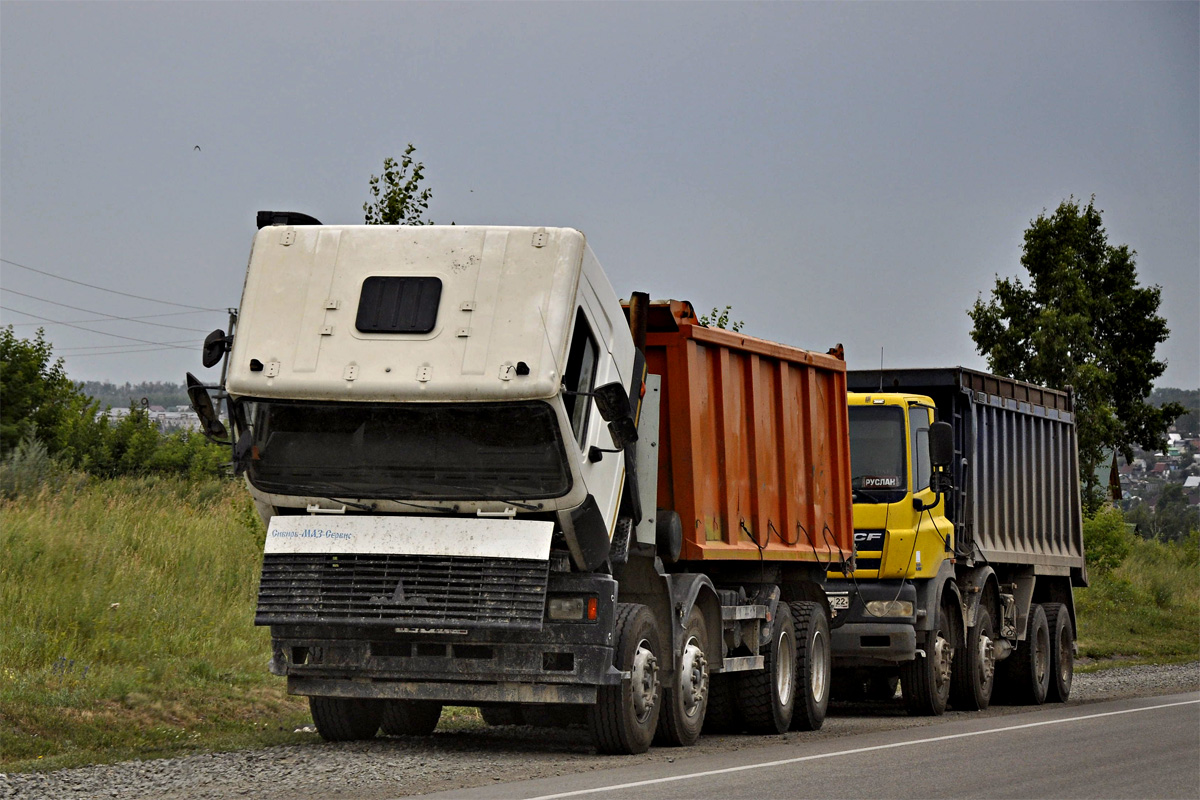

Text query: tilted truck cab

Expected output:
[189,216,854,754]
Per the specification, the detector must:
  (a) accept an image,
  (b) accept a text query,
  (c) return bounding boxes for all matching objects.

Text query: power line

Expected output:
[0,306,192,350]
[63,346,194,358]
[0,257,225,311]
[2,288,212,332]
[58,339,196,353]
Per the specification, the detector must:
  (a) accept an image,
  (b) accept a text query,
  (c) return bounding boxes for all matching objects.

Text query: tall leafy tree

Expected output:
[0,326,97,456]
[363,143,434,225]
[968,197,1185,513]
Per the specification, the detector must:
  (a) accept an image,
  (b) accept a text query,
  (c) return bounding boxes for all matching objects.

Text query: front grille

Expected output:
[256,553,549,630]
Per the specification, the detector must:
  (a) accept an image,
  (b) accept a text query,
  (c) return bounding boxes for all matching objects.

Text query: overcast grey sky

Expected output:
[2,1,1196,390]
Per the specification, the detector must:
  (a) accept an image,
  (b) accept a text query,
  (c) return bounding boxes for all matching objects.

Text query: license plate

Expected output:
[829,595,851,610]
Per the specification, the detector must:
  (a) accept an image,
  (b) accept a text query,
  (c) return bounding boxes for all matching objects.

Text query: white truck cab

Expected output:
[226,222,639,570]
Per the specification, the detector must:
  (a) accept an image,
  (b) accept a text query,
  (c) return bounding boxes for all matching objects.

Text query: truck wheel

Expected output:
[997,603,1050,705]
[479,705,523,727]
[788,601,830,731]
[738,601,796,734]
[589,603,663,754]
[950,606,996,711]
[380,700,442,735]
[308,696,383,742]
[656,606,710,747]
[1043,603,1074,703]
[701,674,741,733]
[900,601,954,716]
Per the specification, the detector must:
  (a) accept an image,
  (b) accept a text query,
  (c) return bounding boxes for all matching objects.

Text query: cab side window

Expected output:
[563,310,599,447]
[909,407,932,492]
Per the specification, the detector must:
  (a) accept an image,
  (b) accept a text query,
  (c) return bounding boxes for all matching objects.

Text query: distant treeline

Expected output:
[75,382,1197,432]
[81,381,189,410]
[1152,388,1199,437]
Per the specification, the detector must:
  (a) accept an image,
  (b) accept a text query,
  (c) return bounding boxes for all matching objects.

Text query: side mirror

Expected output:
[232,429,254,476]
[929,421,954,468]
[186,372,229,442]
[592,382,632,423]
[606,417,639,451]
[202,329,230,369]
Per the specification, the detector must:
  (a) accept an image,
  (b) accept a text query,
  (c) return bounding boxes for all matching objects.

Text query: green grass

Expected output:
[1075,533,1200,663]
[0,477,318,771]
[0,477,487,773]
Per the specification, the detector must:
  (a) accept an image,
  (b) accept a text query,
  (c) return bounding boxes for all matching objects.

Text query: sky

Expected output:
[2,1,1197,391]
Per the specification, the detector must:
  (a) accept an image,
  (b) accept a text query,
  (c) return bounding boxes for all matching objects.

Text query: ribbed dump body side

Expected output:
[642,301,853,565]
[847,367,1086,585]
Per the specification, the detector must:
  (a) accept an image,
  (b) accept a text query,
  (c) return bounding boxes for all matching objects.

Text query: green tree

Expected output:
[968,197,1185,513]
[363,144,434,225]
[1154,483,1200,543]
[0,326,98,457]
[699,305,744,332]
[1083,504,1133,574]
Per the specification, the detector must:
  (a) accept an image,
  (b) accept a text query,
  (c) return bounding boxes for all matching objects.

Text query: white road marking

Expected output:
[524,698,1200,800]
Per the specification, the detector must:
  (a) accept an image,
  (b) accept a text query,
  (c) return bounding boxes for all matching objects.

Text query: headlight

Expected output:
[866,600,914,617]
[547,597,598,621]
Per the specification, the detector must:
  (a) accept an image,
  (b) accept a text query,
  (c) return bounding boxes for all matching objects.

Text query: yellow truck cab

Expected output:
[843,392,952,584]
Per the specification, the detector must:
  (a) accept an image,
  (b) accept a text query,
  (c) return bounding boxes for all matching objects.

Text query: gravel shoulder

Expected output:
[4,661,1197,800]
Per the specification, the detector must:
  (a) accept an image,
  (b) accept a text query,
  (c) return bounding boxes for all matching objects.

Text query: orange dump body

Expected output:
[641,301,854,565]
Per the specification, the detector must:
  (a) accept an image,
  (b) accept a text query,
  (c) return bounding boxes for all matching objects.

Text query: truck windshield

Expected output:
[238,399,572,501]
[848,405,908,503]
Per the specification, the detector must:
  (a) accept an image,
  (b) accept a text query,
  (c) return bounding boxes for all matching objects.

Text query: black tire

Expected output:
[478,704,523,727]
[1043,603,1074,703]
[737,602,796,734]
[900,601,954,716]
[997,603,1050,705]
[589,603,663,754]
[950,606,996,711]
[379,699,442,735]
[788,601,830,731]
[701,674,741,734]
[656,606,710,747]
[309,696,383,742]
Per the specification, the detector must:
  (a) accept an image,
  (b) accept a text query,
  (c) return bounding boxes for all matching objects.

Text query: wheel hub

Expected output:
[776,630,795,707]
[978,633,995,686]
[679,636,708,718]
[810,629,829,703]
[1034,627,1049,686]
[630,639,660,723]
[933,632,953,689]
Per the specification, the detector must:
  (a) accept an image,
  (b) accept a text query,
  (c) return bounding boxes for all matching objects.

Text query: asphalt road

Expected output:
[417,693,1200,800]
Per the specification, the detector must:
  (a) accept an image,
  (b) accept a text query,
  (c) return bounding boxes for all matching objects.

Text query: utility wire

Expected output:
[60,346,193,358]
[58,339,196,353]
[0,306,192,350]
[2,288,211,332]
[1,257,225,311]
[5,308,214,327]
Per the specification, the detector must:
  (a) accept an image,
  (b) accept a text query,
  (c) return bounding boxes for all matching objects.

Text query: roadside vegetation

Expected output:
[0,474,488,773]
[1075,506,1200,667]
[0,476,312,772]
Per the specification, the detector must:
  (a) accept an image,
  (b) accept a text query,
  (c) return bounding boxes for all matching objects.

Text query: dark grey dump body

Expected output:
[848,367,1086,587]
